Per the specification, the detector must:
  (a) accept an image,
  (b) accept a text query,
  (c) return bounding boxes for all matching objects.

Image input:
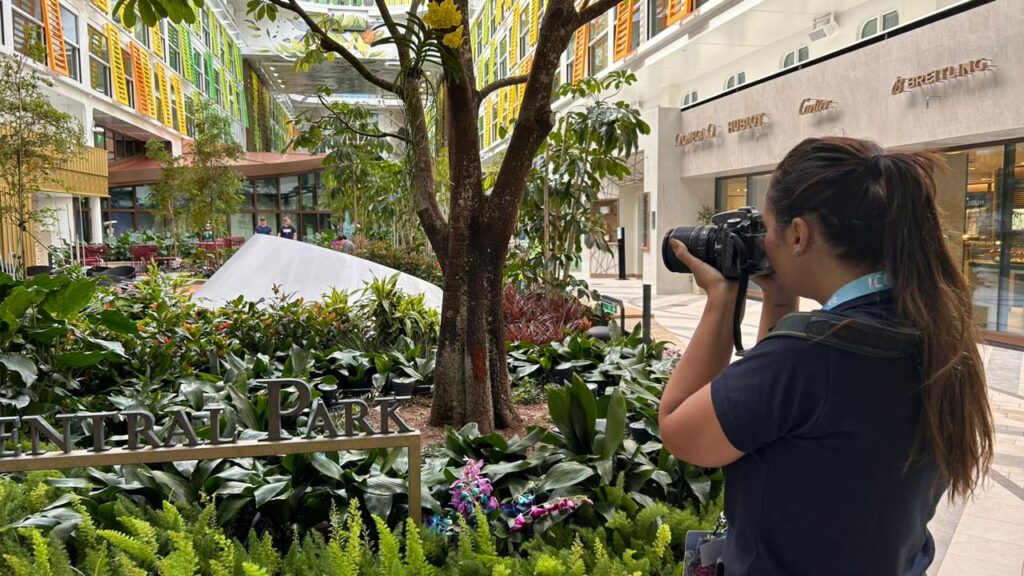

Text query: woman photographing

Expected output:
[659,136,993,575]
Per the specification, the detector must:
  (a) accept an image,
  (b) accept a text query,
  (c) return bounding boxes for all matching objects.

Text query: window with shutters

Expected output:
[665,0,689,26]
[682,90,697,106]
[133,19,148,47]
[167,24,180,73]
[211,66,221,106]
[497,36,507,78]
[201,8,210,47]
[562,31,574,87]
[193,48,204,91]
[518,7,530,60]
[647,0,666,38]
[588,13,607,75]
[13,0,45,63]
[61,6,80,81]
[88,25,110,95]
[122,48,135,108]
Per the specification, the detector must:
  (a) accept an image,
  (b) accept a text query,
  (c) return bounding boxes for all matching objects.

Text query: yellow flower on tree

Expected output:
[443,25,464,49]
[423,0,462,30]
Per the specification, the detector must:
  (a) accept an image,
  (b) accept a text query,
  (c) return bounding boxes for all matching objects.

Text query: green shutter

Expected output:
[180,26,193,84]
[205,53,213,97]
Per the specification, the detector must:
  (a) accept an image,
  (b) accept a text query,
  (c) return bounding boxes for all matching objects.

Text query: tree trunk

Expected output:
[429,236,517,432]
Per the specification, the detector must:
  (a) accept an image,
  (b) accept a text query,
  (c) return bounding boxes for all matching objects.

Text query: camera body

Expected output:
[661,206,772,280]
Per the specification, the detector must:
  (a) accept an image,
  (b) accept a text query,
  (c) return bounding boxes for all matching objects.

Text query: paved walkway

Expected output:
[586,277,1024,576]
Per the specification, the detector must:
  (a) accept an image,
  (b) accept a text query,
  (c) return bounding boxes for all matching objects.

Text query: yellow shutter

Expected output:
[172,75,187,133]
[518,56,530,102]
[91,0,108,13]
[156,64,173,127]
[612,0,632,61]
[130,42,152,115]
[529,0,540,45]
[666,0,690,25]
[484,100,493,147]
[509,83,519,122]
[571,25,588,83]
[151,24,164,59]
[492,0,500,27]
[107,25,130,105]
[497,89,506,130]
[510,3,520,68]
[489,44,496,81]
[41,0,70,76]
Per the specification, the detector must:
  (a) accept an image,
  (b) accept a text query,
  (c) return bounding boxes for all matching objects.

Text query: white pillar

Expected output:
[89,196,103,244]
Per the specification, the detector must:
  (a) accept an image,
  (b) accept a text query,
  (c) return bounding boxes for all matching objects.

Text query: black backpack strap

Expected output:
[764,311,921,358]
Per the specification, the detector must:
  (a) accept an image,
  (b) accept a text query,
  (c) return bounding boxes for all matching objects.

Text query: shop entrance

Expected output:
[958,143,1024,337]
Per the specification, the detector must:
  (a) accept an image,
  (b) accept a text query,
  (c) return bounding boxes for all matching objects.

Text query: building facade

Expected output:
[0,0,300,264]
[472,0,1024,343]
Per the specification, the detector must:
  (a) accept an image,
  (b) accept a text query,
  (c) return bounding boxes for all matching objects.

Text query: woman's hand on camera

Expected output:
[669,239,737,300]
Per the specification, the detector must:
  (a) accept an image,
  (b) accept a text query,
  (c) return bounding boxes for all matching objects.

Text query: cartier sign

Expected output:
[728,113,769,133]
[799,98,836,115]
[891,58,993,95]
[675,124,719,146]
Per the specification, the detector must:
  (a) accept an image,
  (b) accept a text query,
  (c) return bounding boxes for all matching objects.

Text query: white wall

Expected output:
[676,0,1022,179]
[671,0,951,109]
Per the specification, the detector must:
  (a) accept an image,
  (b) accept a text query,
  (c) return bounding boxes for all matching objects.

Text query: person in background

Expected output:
[279,218,297,240]
[200,223,214,241]
[337,235,355,254]
[255,216,272,235]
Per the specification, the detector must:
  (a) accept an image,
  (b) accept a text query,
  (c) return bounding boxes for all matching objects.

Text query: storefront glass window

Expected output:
[254,178,278,210]
[110,187,134,209]
[230,213,254,237]
[280,175,299,210]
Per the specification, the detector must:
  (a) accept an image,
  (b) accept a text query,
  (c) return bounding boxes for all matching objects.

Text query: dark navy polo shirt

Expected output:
[710,293,943,576]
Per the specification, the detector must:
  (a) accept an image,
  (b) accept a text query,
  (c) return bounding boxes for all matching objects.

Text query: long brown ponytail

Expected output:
[768,137,993,500]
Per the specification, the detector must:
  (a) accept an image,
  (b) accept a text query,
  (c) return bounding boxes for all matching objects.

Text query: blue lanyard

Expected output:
[823,271,893,310]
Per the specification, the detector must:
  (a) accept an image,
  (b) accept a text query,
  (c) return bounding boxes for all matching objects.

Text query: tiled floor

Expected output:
[585,277,1024,576]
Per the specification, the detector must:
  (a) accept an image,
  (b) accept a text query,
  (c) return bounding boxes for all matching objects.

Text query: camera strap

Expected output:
[763,311,921,358]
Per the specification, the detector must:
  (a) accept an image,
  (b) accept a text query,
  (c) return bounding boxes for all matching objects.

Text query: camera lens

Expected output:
[662,226,718,273]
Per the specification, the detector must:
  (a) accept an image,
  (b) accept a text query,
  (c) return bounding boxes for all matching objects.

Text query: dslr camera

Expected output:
[661,206,772,279]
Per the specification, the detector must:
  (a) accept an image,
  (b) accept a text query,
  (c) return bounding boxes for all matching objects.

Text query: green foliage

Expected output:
[0,53,85,276]
[146,98,245,243]
[359,240,443,286]
[291,101,425,250]
[508,71,650,297]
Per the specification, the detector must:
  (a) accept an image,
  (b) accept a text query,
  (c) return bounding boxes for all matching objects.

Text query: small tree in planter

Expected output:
[146,98,244,260]
[508,73,648,298]
[0,51,84,275]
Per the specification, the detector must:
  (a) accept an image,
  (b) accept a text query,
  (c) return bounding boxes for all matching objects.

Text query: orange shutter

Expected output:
[612,0,633,61]
[41,0,70,76]
[130,43,152,115]
[666,0,691,26]
[571,25,588,83]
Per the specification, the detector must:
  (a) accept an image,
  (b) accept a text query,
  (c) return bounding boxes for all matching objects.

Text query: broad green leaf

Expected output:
[310,452,345,481]
[42,278,96,320]
[537,462,594,491]
[254,481,289,507]
[151,470,198,503]
[94,309,139,334]
[0,354,37,386]
[53,350,110,368]
[601,388,627,460]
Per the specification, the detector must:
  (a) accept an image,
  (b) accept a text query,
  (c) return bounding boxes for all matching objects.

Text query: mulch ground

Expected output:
[385,397,553,447]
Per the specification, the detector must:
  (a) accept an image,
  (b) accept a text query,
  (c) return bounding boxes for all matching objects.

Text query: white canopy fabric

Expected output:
[193,234,443,309]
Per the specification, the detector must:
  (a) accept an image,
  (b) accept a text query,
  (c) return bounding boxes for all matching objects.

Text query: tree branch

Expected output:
[374,0,411,67]
[265,0,398,94]
[578,0,620,26]
[317,95,408,142]
[478,75,529,102]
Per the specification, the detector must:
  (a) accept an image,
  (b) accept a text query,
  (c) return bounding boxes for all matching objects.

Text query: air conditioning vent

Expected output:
[808,12,839,42]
